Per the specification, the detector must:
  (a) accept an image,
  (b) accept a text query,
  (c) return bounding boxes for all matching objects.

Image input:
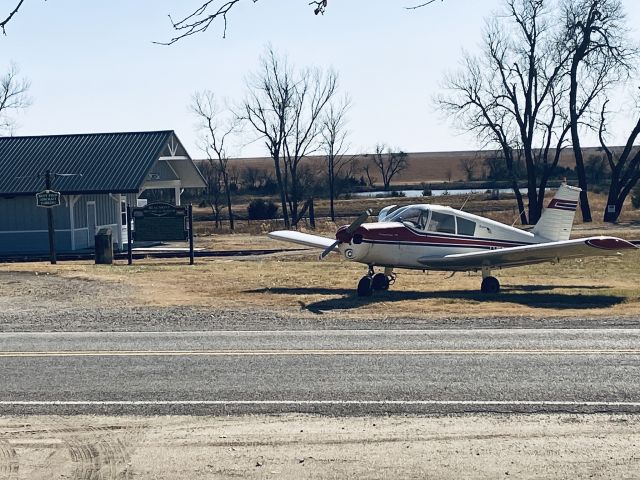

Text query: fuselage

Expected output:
[337,204,537,270]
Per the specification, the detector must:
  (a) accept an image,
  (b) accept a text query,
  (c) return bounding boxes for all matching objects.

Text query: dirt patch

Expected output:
[0,269,134,315]
[0,414,638,479]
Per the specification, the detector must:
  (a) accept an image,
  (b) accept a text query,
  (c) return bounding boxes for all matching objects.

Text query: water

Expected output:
[352,188,515,198]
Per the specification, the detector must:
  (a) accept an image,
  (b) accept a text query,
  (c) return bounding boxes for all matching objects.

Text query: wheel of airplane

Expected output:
[357,276,374,297]
[371,273,390,291]
[481,276,500,294]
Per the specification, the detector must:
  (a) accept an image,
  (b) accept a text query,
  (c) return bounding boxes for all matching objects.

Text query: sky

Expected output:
[2,0,640,158]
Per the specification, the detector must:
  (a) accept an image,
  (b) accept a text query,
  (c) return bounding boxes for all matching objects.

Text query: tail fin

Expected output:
[532,184,581,242]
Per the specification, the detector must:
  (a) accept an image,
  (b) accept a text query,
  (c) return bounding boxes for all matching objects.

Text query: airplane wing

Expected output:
[268,231,336,249]
[418,236,637,270]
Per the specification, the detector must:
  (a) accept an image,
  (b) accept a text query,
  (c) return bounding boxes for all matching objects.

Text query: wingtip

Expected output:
[585,237,638,250]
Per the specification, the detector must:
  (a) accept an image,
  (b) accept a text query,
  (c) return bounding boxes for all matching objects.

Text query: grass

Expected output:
[3,247,639,320]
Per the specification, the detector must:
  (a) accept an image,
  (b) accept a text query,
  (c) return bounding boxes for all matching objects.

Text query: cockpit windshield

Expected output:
[383,206,430,229]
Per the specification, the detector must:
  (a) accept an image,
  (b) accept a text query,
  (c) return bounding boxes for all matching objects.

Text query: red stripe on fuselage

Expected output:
[354,224,529,249]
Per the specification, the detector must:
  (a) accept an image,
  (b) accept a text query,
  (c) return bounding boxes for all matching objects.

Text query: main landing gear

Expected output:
[357,266,395,297]
[480,266,500,294]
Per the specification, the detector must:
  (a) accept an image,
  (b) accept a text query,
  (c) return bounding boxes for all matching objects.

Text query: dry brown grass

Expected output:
[3,245,639,320]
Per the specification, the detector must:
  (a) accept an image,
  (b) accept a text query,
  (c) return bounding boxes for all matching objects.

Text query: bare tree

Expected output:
[192,90,239,231]
[321,95,352,221]
[439,0,573,224]
[458,156,480,181]
[0,63,30,133]
[241,166,274,191]
[561,0,636,222]
[598,97,640,222]
[197,160,225,228]
[243,47,339,228]
[282,66,338,226]
[371,144,409,190]
[362,161,377,188]
[242,47,293,227]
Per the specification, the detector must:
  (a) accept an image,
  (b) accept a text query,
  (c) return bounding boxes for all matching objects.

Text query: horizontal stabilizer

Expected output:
[268,231,336,250]
[418,236,637,270]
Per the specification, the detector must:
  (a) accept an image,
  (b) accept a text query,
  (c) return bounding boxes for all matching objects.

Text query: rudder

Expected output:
[531,184,581,242]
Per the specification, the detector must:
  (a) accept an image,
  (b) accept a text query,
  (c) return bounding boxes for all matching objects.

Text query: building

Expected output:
[0,130,206,254]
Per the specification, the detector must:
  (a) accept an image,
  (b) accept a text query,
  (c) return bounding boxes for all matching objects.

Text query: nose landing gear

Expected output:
[357,267,395,297]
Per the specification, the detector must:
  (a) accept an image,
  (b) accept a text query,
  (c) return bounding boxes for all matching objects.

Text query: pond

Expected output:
[352,187,515,198]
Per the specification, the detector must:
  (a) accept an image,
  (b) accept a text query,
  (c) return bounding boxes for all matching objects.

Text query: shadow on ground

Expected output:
[245,284,625,314]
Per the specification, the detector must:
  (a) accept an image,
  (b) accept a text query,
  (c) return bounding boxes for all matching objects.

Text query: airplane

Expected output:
[268,184,638,296]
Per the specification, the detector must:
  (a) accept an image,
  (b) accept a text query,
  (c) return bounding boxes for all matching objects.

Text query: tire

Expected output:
[371,273,390,291]
[357,276,373,297]
[480,276,500,294]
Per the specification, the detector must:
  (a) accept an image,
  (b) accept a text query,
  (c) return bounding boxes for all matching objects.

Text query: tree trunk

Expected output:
[512,182,528,225]
[223,173,234,231]
[329,162,335,222]
[569,59,592,222]
[272,156,290,228]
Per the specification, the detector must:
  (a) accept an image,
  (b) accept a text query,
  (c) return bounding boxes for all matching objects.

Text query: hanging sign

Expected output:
[36,190,61,208]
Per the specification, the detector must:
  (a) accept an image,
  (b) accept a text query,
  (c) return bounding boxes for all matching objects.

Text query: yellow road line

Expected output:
[0,349,639,357]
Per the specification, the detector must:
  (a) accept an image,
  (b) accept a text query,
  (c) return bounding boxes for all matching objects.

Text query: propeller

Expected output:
[319,209,372,260]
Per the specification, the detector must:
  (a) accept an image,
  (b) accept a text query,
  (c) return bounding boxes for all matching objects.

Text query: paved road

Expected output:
[1,329,639,415]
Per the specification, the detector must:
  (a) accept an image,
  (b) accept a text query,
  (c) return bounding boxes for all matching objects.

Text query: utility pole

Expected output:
[44,170,57,265]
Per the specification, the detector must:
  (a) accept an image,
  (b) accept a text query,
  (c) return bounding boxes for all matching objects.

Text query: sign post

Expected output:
[35,171,61,264]
[188,204,194,265]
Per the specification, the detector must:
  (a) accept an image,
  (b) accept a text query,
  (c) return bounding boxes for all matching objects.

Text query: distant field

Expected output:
[223,147,596,185]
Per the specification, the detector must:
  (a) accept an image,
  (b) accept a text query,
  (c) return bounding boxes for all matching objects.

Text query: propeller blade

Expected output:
[345,209,372,235]
[319,209,372,260]
[319,240,340,260]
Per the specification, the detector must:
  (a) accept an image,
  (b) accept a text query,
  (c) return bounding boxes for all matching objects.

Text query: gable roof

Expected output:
[0,130,186,195]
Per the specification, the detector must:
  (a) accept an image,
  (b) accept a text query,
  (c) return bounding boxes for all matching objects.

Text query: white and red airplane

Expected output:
[269,184,638,296]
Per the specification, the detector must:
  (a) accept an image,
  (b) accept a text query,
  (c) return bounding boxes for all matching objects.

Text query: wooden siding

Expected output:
[0,193,124,253]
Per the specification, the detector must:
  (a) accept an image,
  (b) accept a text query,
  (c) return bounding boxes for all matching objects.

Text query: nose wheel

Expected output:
[357,267,395,297]
[357,276,374,297]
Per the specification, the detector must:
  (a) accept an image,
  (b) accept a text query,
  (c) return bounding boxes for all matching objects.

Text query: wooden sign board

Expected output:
[36,190,61,208]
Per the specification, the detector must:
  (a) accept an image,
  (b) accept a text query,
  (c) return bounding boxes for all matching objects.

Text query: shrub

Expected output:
[247,199,279,220]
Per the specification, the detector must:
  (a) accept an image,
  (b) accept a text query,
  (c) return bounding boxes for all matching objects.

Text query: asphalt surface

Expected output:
[1,328,639,415]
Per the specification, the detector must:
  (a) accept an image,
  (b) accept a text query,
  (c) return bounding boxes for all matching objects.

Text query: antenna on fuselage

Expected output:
[459,193,472,211]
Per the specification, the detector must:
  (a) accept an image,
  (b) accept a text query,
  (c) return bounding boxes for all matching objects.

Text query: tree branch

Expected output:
[1,0,25,35]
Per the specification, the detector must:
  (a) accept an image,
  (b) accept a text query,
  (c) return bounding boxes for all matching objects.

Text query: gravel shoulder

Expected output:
[1,414,638,479]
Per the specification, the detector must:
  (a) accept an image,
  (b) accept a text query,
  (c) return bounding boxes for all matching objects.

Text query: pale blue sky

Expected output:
[2,0,640,157]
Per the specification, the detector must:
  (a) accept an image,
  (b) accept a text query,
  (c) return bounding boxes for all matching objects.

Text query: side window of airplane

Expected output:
[427,212,456,234]
[456,217,477,236]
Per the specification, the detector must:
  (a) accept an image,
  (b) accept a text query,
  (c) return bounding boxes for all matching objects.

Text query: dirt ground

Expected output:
[0,414,638,479]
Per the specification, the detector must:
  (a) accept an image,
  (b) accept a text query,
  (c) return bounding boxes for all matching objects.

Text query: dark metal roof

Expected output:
[0,130,175,195]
